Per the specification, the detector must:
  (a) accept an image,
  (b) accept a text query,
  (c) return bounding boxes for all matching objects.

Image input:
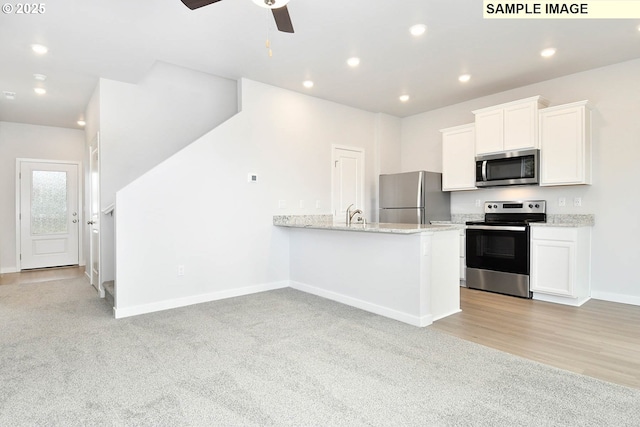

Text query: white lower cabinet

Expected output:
[530,226,591,306]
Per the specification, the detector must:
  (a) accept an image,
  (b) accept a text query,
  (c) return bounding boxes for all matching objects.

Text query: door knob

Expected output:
[87,221,95,225]
[72,219,78,223]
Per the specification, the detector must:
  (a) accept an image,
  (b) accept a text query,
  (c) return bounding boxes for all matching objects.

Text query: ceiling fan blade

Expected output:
[272,5,294,33]
[180,0,223,10]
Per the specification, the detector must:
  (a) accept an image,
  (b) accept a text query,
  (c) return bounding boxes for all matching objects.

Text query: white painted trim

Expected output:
[591,291,640,307]
[0,267,18,274]
[290,280,433,327]
[113,281,289,319]
[432,308,462,322]
[15,158,83,271]
[532,292,590,307]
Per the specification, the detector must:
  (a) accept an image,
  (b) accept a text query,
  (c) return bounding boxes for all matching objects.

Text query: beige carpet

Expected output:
[1,277,639,426]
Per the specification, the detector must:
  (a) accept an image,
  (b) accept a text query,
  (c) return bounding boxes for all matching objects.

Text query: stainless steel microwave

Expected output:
[475,149,539,187]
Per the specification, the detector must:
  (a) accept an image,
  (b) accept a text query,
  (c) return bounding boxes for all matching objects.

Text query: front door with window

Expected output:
[19,161,80,270]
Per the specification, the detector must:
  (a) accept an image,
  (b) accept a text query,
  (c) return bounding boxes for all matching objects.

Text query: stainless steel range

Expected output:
[465,200,546,298]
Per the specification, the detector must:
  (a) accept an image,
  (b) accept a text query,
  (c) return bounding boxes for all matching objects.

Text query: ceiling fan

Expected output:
[180,0,294,33]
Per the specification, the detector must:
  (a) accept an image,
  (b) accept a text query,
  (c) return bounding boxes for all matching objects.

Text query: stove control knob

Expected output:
[493,204,498,209]
[528,204,533,208]
[487,205,492,209]
[535,203,540,208]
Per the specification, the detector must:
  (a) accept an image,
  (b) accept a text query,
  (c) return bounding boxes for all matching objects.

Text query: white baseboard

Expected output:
[113,281,289,319]
[532,293,590,307]
[289,280,433,327]
[591,291,640,307]
[0,267,18,274]
[432,308,462,322]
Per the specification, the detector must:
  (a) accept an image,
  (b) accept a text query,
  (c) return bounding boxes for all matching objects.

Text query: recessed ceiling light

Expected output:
[399,95,410,102]
[303,80,314,88]
[31,44,48,55]
[77,120,86,127]
[347,57,360,67]
[3,91,16,100]
[409,24,427,37]
[33,73,47,81]
[458,74,471,83]
[540,47,557,58]
[34,87,46,95]
[251,0,290,9]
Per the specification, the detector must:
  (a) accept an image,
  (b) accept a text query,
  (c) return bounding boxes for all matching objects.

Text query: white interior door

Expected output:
[89,135,103,297]
[19,161,80,270]
[332,146,364,222]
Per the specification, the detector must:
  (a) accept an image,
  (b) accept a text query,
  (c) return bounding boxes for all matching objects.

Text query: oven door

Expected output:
[465,225,529,275]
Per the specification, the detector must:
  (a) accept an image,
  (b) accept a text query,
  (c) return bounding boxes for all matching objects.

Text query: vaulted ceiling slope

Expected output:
[1,0,639,129]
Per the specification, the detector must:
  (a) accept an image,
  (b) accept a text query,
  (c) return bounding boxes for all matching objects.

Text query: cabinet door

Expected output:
[442,125,476,191]
[530,238,576,297]
[504,102,537,151]
[540,104,591,186]
[475,109,503,155]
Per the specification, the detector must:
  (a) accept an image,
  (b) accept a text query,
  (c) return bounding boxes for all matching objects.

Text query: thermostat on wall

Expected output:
[248,173,258,183]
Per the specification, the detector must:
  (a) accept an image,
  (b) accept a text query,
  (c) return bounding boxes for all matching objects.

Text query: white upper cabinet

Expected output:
[473,96,549,155]
[441,123,476,191]
[539,101,592,186]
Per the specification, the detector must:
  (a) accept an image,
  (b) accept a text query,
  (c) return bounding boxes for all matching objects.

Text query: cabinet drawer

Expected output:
[531,227,577,241]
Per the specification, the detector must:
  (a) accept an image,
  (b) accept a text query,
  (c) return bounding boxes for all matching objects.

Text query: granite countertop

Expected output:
[273,215,463,234]
[450,213,594,227]
[530,214,595,227]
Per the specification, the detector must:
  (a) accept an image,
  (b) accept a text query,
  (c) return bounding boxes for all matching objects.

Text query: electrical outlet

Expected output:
[315,200,321,209]
[177,265,185,276]
[558,197,566,207]
[299,199,305,209]
[574,197,582,207]
[475,199,482,207]
[278,200,286,209]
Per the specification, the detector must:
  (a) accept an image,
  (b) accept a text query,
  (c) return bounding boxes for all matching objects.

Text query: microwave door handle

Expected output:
[482,160,488,181]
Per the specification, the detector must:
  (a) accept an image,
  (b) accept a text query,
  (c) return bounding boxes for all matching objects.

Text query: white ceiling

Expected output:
[1,0,639,130]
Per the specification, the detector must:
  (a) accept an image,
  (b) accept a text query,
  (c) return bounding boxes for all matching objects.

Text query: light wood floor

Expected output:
[2,268,639,389]
[0,265,85,286]
[432,287,640,390]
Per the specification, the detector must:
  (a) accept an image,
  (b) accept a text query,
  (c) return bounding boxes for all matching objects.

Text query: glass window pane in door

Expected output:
[31,170,68,235]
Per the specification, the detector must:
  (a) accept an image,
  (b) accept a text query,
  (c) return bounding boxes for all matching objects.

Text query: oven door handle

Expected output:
[466,225,527,232]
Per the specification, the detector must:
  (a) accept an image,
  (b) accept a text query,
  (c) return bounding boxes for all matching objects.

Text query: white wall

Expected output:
[374,113,402,221]
[400,59,640,304]
[0,122,85,273]
[115,79,381,316]
[95,62,239,283]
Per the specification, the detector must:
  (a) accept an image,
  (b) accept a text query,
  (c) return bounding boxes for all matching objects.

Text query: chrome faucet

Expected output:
[346,204,363,225]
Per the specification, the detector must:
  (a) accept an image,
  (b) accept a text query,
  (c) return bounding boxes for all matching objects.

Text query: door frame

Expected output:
[331,144,365,221]
[88,133,104,297]
[15,158,83,271]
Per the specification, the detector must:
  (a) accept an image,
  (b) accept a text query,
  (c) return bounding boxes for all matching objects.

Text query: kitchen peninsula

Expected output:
[274,215,463,327]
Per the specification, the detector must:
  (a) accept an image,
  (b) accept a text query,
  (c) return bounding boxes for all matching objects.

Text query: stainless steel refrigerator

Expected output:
[379,171,451,224]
